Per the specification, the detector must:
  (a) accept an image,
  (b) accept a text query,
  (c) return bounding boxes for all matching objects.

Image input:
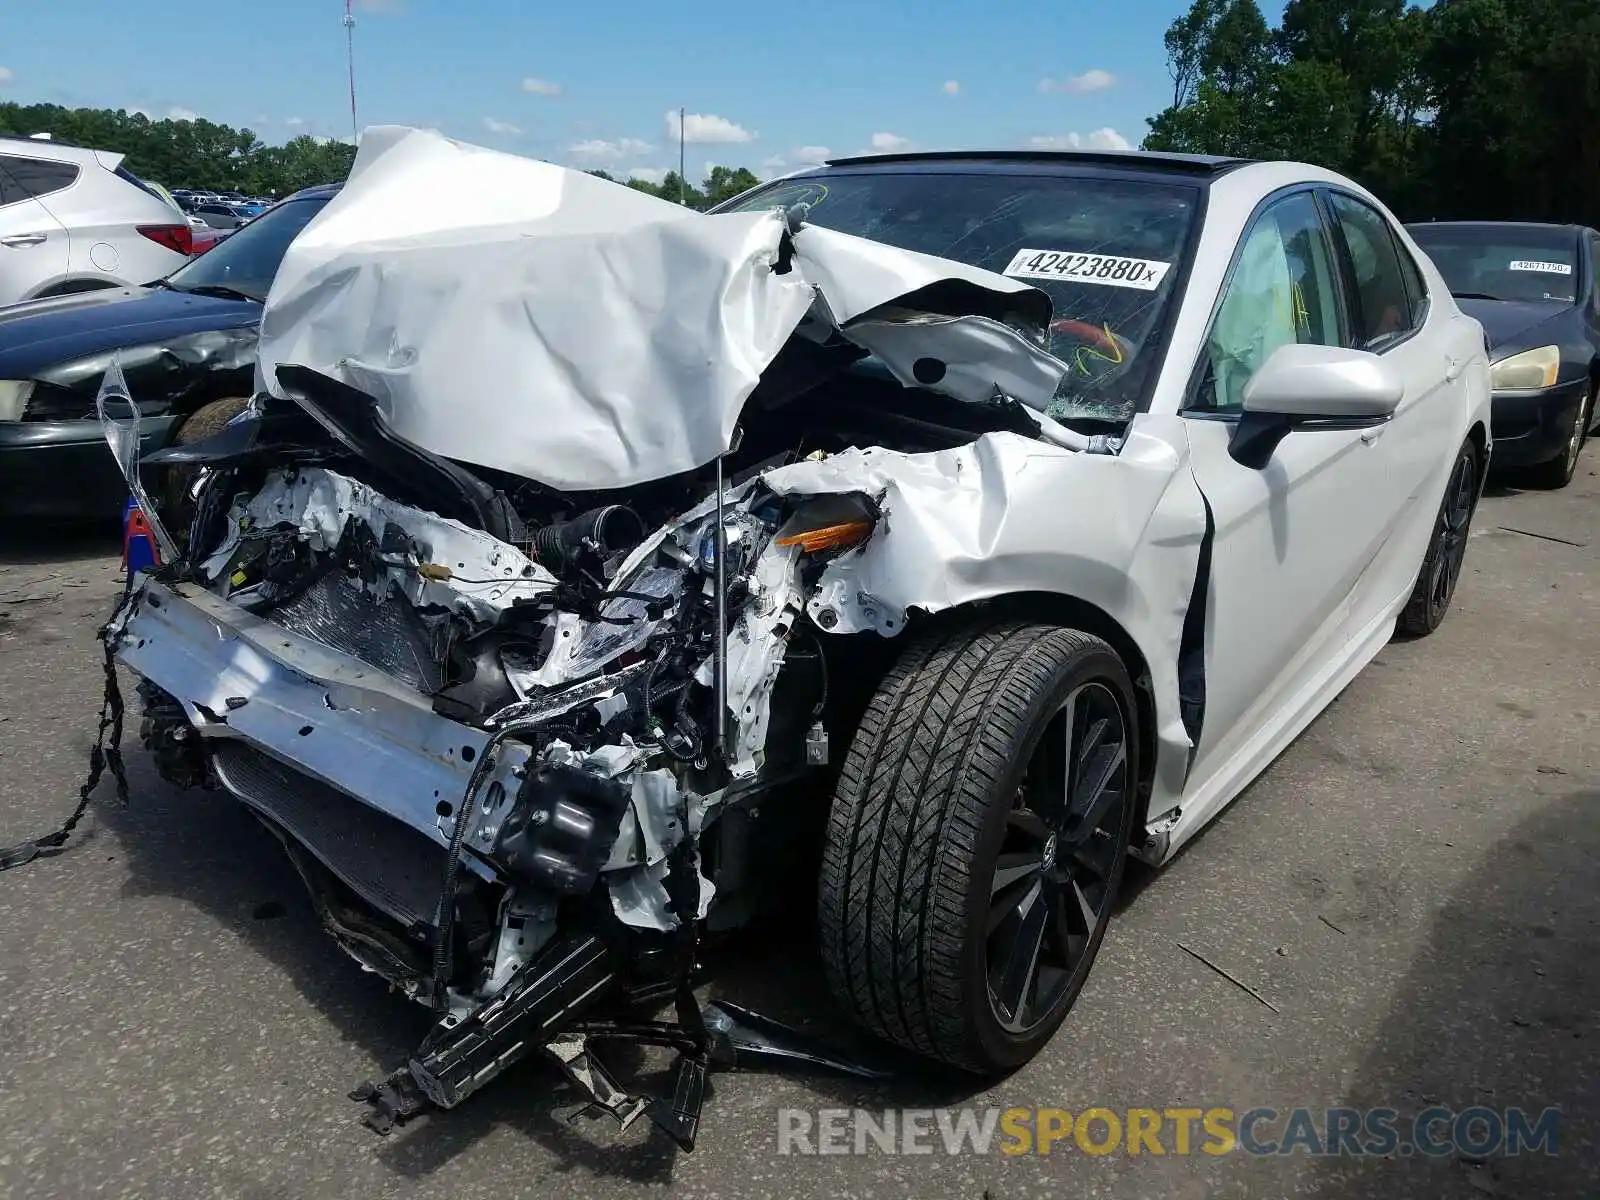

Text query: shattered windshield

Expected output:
[722,170,1200,423]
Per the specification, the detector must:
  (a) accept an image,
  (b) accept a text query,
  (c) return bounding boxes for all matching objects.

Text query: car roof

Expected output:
[1406,219,1590,237]
[818,148,1253,178]
[285,183,343,201]
[0,135,99,163]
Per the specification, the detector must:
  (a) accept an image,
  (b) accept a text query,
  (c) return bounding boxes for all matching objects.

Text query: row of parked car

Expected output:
[170,188,273,230]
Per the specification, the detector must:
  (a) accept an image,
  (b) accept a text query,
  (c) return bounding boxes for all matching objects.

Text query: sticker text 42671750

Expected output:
[1003,248,1173,291]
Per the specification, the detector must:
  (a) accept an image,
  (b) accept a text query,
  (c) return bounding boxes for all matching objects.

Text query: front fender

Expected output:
[760,415,1210,821]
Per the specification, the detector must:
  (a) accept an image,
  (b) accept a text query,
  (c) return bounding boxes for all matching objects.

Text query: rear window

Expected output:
[0,154,80,203]
[1408,224,1579,304]
[165,195,330,300]
[720,170,1201,423]
[114,164,172,207]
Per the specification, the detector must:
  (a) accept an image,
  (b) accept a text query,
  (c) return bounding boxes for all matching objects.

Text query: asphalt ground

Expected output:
[0,450,1596,1200]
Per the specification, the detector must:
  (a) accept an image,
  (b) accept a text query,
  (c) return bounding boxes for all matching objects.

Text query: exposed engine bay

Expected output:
[111,353,1095,1144]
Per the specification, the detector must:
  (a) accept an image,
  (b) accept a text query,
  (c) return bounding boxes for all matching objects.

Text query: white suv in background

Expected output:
[0,137,193,305]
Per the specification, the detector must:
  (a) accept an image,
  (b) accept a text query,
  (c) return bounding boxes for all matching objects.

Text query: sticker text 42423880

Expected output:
[1003,248,1173,291]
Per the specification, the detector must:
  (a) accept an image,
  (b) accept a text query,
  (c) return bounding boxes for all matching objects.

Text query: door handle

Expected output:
[1360,425,1386,445]
[1445,355,1464,382]
[0,233,47,247]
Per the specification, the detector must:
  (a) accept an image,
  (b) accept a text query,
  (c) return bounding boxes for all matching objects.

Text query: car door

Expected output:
[1317,188,1473,630]
[0,155,69,303]
[1179,187,1418,792]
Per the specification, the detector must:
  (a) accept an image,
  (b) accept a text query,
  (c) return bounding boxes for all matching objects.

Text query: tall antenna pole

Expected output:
[343,0,359,144]
[677,105,686,205]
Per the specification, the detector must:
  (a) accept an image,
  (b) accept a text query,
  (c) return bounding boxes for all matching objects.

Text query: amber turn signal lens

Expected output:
[775,519,874,553]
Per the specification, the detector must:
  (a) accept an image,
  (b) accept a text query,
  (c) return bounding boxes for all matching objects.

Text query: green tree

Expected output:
[0,102,353,196]
[702,165,761,207]
[1146,0,1276,155]
[654,170,706,208]
[1146,0,1600,223]
[1162,0,1231,108]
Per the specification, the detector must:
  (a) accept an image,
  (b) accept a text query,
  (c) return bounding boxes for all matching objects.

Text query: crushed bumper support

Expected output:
[353,989,897,1150]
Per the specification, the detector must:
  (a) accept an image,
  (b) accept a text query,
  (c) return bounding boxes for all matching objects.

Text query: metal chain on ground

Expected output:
[0,583,133,872]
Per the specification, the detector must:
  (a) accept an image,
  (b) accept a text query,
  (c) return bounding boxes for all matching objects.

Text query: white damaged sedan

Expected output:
[106,128,1491,1138]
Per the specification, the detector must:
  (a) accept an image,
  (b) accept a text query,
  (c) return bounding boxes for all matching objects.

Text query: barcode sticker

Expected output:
[1003,249,1173,291]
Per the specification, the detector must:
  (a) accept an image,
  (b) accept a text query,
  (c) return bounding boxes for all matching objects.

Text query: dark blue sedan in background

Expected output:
[1408,220,1600,488]
[0,183,339,520]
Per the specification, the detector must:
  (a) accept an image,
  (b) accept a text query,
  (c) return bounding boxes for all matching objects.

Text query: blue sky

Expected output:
[0,0,1283,184]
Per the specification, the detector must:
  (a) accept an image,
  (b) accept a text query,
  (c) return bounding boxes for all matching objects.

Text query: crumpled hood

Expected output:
[257,125,1065,492]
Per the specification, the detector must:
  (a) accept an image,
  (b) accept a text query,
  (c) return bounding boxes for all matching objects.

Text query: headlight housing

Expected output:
[0,380,34,422]
[1489,345,1560,390]
[775,493,880,555]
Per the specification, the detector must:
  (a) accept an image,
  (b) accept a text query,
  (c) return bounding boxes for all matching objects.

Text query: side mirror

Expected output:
[1230,343,1403,468]
[1241,343,1403,419]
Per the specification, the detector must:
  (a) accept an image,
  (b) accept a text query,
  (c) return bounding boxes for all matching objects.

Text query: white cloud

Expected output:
[482,117,522,136]
[252,114,271,125]
[1039,68,1117,94]
[0,68,13,88]
[792,144,831,164]
[665,110,756,144]
[521,77,562,95]
[568,136,653,160]
[127,106,153,119]
[1027,127,1132,151]
[285,116,306,127]
[943,80,960,95]
[627,166,668,185]
[167,106,199,122]
[870,132,915,153]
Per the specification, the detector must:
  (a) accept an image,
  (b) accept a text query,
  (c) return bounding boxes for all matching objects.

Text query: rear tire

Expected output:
[818,621,1137,1075]
[1398,437,1480,637]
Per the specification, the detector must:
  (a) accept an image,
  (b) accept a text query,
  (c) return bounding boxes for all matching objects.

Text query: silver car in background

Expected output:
[0,136,193,304]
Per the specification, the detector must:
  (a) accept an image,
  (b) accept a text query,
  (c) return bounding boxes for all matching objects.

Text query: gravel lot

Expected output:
[1,454,1595,1200]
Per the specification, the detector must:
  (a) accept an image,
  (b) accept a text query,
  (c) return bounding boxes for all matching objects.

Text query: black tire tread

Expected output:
[817,619,1116,1072]
[1398,437,1479,638]
[175,395,250,445]
[160,396,250,525]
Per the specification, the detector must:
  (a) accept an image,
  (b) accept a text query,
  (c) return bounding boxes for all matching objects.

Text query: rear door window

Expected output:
[0,154,80,202]
[1325,192,1417,350]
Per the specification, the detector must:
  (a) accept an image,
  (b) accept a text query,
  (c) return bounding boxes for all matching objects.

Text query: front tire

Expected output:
[1522,386,1591,490]
[159,396,249,537]
[1398,437,1480,637]
[818,621,1137,1075]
